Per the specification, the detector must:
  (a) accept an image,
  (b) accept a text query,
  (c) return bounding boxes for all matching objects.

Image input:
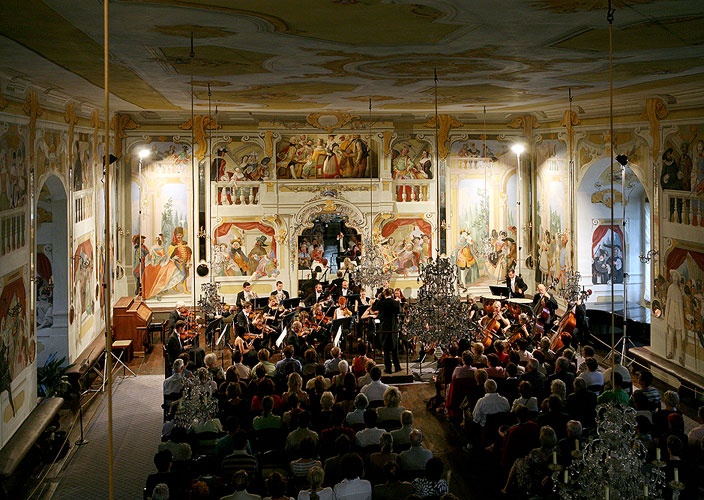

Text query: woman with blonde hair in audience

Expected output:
[331,359,351,393]
[550,378,567,402]
[377,386,406,423]
[284,372,310,407]
[471,342,488,367]
[316,391,336,432]
[297,465,334,500]
[369,432,399,483]
[501,425,557,496]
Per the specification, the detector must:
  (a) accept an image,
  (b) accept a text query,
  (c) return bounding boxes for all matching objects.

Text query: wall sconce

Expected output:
[198,226,207,239]
[117,226,130,237]
[639,249,658,263]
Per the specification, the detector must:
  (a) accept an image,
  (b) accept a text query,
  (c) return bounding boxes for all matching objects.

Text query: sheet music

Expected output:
[216,324,227,346]
[334,325,342,347]
[276,327,287,347]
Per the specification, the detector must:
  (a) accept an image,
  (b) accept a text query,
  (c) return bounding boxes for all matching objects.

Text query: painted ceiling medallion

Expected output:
[306,112,360,133]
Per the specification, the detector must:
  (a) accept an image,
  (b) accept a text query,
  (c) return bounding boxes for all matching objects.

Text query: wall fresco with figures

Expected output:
[447,136,520,288]
[391,138,433,202]
[130,139,194,300]
[276,133,377,180]
[212,220,279,279]
[379,217,433,275]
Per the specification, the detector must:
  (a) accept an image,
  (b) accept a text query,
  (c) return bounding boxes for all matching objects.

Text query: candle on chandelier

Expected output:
[563,470,568,484]
[644,484,648,497]
[575,439,579,451]
[553,450,557,465]
[674,468,679,483]
[656,448,661,461]
[605,485,610,500]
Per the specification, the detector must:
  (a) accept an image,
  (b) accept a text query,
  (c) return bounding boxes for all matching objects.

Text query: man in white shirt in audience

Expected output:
[390,410,414,448]
[360,366,390,404]
[334,453,372,500]
[472,379,510,427]
[355,409,385,448]
[163,359,184,396]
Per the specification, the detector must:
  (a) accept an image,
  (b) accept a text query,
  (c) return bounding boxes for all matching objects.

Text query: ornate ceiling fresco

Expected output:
[0,0,702,120]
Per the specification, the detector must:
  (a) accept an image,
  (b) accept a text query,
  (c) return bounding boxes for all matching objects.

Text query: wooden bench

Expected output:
[630,346,704,399]
[65,333,106,395]
[0,397,64,498]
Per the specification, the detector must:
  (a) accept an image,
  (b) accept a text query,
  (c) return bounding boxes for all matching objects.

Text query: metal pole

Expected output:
[621,162,628,360]
[103,1,114,498]
[434,68,440,255]
[607,1,616,385]
[138,157,142,299]
[516,151,521,276]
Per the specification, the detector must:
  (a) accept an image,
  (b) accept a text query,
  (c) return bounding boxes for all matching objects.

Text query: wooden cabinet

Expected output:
[113,296,152,356]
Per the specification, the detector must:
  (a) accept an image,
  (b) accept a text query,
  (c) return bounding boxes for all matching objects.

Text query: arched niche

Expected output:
[35,174,69,365]
[576,158,650,307]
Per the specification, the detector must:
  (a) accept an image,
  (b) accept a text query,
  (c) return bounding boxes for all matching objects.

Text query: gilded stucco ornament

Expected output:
[111,114,140,159]
[306,111,360,133]
[178,115,220,162]
[640,97,668,160]
[22,91,42,168]
[424,114,461,160]
[507,114,540,141]
[64,102,77,167]
[0,87,7,110]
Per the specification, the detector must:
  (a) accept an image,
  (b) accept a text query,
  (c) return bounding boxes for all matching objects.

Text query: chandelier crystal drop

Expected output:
[354,237,392,290]
[553,403,666,500]
[198,281,221,317]
[404,255,472,346]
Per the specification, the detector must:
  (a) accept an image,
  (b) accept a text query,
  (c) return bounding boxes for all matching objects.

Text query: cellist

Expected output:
[532,283,558,333]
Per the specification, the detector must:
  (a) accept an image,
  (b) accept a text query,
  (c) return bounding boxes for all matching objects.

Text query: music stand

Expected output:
[276,327,288,348]
[490,285,510,297]
[331,316,354,349]
[253,297,270,310]
[282,297,300,309]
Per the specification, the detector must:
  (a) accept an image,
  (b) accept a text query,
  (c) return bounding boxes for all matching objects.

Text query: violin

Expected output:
[315,311,331,325]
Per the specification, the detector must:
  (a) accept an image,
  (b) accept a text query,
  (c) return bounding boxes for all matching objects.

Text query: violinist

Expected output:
[375,280,390,300]
[286,320,305,357]
[334,296,353,320]
[335,279,352,302]
[467,296,481,322]
[356,289,371,309]
[168,302,189,331]
[236,301,254,338]
[506,268,527,298]
[273,280,290,304]
[305,282,330,307]
[532,283,558,331]
[263,295,281,325]
[236,281,258,310]
[166,320,188,368]
[233,319,259,366]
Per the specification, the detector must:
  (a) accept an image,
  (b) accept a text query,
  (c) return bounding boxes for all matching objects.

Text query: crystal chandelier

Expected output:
[562,270,581,302]
[354,237,392,290]
[553,403,666,500]
[174,373,219,428]
[198,281,221,317]
[404,255,471,346]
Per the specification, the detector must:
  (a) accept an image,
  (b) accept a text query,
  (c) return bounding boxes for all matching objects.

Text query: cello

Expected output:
[480,301,509,349]
[549,288,590,350]
[532,279,558,338]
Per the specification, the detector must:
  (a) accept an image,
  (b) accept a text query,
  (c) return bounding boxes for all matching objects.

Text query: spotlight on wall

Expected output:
[138,149,151,160]
[511,143,525,155]
[615,154,628,167]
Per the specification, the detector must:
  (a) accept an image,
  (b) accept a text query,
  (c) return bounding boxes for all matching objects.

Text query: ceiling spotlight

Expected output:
[615,154,628,166]
[511,143,525,155]
[138,149,151,160]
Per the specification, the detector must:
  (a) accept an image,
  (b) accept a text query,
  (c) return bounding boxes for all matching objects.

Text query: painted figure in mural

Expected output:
[252,250,279,280]
[665,270,686,365]
[680,142,693,191]
[419,150,433,179]
[323,135,340,179]
[167,227,192,294]
[538,231,551,283]
[611,245,624,284]
[421,233,432,263]
[660,148,682,190]
[348,134,369,178]
[395,242,419,274]
[132,235,148,295]
[0,293,28,381]
[301,139,326,178]
[558,234,568,288]
[229,238,249,275]
[392,145,417,201]
[592,248,611,285]
[455,230,480,288]
[277,138,299,178]
[247,236,268,270]
[212,147,227,182]
[142,234,178,299]
[36,287,53,329]
[693,140,704,226]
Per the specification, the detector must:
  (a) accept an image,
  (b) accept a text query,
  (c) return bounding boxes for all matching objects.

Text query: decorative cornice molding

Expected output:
[306,111,360,133]
[639,97,668,160]
[111,114,140,158]
[178,115,220,161]
[423,114,461,159]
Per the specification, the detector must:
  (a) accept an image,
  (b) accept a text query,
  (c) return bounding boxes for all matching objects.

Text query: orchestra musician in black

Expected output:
[532,282,559,332]
[168,302,190,332]
[371,288,402,374]
[305,282,333,308]
[272,280,290,303]
[506,268,528,298]
[236,282,258,310]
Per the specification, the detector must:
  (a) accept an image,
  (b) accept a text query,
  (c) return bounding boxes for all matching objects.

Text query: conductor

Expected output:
[371,288,402,374]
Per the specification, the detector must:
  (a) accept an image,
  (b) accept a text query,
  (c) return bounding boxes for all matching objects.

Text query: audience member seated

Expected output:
[230,350,251,381]
[333,453,372,500]
[146,450,176,498]
[368,432,398,483]
[485,354,504,379]
[494,340,509,366]
[687,407,704,453]
[330,360,351,393]
[290,437,322,484]
[411,457,448,498]
[502,425,557,497]
[390,410,414,449]
[566,378,597,429]
[500,404,539,471]
[602,358,631,393]
[277,346,303,376]
[377,386,405,424]
[324,347,343,375]
[472,379,510,427]
[336,373,358,411]
[664,435,693,499]
[360,367,390,405]
[653,390,681,438]
[352,343,372,379]
[301,349,319,382]
[451,350,476,380]
[314,391,336,433]
[297,466,334,500]
[216,417,243,462]
[576,357,603,393]
[253,395,283,431]
[221,470,261,500]
[164,359,185,396]
[254,349,277,378]
[286,410,319,456]
[372,460,414,500]
[283,394,303,431]
[630,370,661,412]
[545,357,574,396]
[356,360,376,389]
[158,426,192,462]
[597,372,629,405]
[222,429,258,480]
[520,359,546,402]
[346,393,369,427]
[264,471,294,500]
[398,429,432,473]
[152,483,170,500]
[355,408,384,448]
[500,363,520,403]
[557,420,582,466]
[284,372,310,408]
[204,352,226,385]
[511,381,538,413]
[537,395,570,440]
[549,379,567,403]
[319,405,355,459]
[576,345,595,374]
[323,435,352,487]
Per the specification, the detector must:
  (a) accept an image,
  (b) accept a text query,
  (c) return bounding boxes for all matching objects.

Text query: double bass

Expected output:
[549,288,590,350]
[533,279,558,338]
